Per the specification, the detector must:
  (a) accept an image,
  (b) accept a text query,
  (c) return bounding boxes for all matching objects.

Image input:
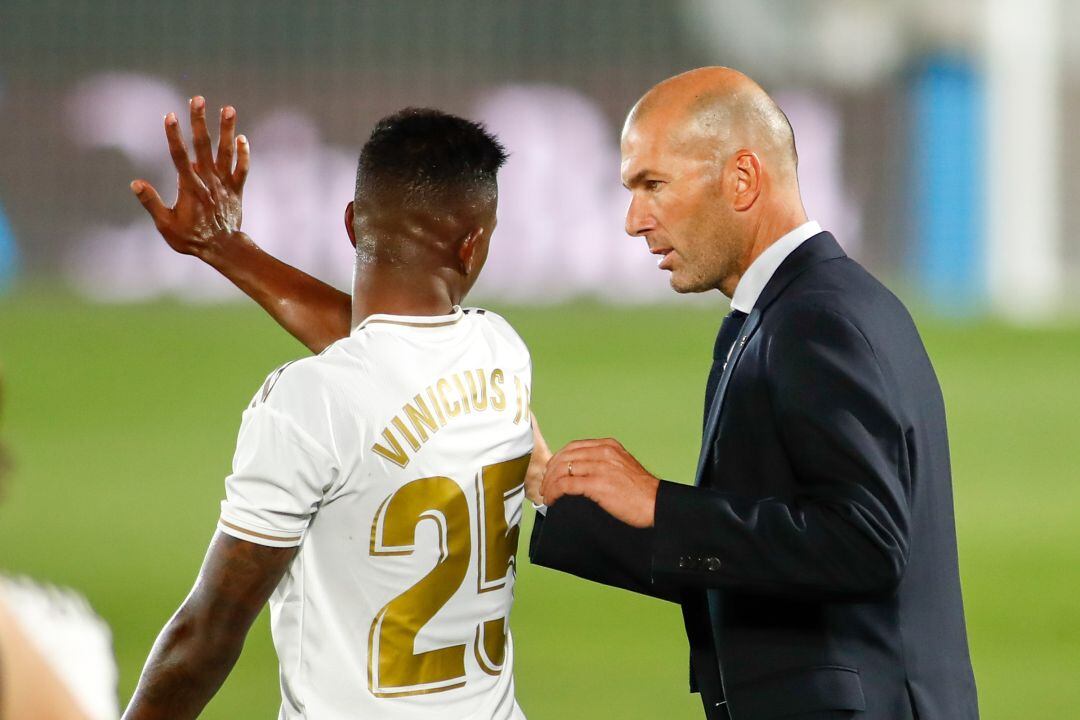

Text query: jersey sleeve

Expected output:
[218,363,341,548]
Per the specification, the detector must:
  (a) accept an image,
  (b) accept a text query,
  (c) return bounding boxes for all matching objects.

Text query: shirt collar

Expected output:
[353,305,464,333]
[730,220,822,313]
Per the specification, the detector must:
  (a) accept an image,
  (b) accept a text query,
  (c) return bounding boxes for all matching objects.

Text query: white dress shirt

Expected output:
[729,220,822,313]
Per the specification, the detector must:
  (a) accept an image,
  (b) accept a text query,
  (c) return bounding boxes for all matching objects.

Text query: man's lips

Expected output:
[650,246,675,270]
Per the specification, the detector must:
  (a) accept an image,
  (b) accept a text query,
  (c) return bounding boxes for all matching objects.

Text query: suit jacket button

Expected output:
[705,557,721,571]
[678,557,690,569]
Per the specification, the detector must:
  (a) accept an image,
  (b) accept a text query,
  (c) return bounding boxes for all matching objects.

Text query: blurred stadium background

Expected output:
[1,1,1078,717]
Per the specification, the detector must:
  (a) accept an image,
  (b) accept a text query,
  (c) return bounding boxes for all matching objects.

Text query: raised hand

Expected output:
[540,438,660,528]
[130,96,250,258]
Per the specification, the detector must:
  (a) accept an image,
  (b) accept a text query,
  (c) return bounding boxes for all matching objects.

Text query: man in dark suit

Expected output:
[533,67,979,719]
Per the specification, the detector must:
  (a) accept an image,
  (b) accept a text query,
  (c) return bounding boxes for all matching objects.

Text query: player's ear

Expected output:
[344,202,357,248]
[458,226,485,276]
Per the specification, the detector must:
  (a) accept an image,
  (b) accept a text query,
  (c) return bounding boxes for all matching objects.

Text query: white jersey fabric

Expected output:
[0,576,119,720]
[217,306,533,720]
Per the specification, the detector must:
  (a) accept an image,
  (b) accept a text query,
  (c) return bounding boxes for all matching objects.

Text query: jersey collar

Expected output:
[353,305,465,333]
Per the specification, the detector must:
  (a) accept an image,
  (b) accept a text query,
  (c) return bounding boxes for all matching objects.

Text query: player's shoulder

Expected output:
[240,353,349,462]
[248,350,346,412]
[462,306,530,353]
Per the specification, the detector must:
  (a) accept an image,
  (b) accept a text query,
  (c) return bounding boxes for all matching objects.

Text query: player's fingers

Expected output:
[129,180,169,227]
[189,96,217,182]
[165,112,201,186]
[539,459,563,498]
[530,412,550,451]
[231,135,250,189]
[216,105,236,175]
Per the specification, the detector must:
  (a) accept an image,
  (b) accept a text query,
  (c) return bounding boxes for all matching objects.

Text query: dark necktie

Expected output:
[703,309,748,429]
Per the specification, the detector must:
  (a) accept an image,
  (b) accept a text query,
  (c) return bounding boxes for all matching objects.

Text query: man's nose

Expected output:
[624,196,655,237]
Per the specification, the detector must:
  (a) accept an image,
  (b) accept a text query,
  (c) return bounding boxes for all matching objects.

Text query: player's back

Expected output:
[217,306,533,720]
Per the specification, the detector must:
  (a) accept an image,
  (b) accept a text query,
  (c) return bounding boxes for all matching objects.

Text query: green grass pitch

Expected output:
[1,292,1077,718]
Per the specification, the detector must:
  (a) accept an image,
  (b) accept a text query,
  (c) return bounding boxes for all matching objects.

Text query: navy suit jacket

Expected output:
[530,233,979,719]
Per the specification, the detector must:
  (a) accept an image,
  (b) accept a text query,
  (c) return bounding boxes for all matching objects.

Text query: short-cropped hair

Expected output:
[356,108,508,209]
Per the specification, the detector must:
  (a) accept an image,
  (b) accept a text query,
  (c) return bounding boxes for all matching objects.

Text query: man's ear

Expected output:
[458,226,485,275]
[345,201,357,248]
[731,151,762,212]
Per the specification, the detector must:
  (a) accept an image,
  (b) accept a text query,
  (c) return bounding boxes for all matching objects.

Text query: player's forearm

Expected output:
[121,610,244,720]
[524,413,552,504]
[199,232,352,353]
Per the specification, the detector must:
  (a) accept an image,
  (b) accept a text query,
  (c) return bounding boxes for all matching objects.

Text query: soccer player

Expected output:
[124,100,540,719]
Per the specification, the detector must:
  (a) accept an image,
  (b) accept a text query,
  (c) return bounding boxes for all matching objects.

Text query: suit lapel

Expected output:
[754,231,846,311]
[693,232,847,487]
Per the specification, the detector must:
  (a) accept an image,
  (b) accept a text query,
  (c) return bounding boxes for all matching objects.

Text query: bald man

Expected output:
[531,68,979,720]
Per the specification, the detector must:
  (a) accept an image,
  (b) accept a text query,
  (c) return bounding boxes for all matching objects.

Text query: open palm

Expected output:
[130,96,250,257]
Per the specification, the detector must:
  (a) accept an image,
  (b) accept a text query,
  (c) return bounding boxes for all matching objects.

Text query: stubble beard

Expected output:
[669,270,712,294]
[669,246,734,295]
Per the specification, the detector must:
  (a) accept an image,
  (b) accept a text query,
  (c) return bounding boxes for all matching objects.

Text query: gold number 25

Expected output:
[368,453,530,697]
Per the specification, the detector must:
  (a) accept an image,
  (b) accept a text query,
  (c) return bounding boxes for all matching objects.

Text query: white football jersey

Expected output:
[218,306,533,720]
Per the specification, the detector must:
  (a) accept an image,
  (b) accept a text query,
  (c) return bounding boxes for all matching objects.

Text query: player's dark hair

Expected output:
[356,108,508,209]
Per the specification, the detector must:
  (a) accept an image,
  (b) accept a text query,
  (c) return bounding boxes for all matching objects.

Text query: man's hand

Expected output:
[128,96,351,354]
[525,413,552,505]
[540,438,660,527]
[130,96,250,259]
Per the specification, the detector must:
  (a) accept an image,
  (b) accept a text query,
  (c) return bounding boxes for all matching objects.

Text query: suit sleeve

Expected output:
[530,495,680,603]
[651,305,911,600]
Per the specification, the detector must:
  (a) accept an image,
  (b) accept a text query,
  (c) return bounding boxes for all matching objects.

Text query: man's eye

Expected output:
[644,180,663,192]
